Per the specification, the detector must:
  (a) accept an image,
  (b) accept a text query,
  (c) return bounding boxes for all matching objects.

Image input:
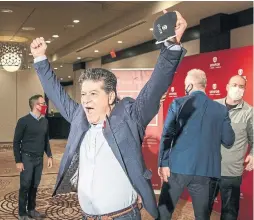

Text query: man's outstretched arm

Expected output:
[130,11,187,127]
[31,38,79,123]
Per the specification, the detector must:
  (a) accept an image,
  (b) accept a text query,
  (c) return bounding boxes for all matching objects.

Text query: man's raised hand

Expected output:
[30,37,47,58]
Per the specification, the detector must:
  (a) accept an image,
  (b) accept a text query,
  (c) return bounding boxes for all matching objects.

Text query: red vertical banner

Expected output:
[163,46,253,220]
[112,69,163,189]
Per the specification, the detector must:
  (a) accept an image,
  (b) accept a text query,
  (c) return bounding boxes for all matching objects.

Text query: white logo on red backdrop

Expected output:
[209,83,221,96]
[168,86,177,97]
[238,69,243,75]
[238,69,247,81]
[210,56,221,69]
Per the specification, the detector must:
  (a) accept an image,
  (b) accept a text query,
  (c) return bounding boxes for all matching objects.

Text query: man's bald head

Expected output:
[228,75,246,87]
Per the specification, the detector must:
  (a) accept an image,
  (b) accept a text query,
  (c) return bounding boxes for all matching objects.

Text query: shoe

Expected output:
[18,216,31,220]
[27,210,46,219]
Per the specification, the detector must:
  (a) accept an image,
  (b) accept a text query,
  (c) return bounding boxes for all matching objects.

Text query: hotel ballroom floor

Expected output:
[0,140,220,220]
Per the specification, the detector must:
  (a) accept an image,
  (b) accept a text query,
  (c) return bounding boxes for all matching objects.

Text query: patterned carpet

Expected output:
[0,141,220,220]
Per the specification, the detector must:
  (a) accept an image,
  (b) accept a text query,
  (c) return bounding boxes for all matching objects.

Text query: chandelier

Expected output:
[0,42,28,72]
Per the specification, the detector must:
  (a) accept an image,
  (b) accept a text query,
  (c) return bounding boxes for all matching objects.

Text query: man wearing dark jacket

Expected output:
[13,95,53,220]
[158,69,235,220]
[30,11,187,220]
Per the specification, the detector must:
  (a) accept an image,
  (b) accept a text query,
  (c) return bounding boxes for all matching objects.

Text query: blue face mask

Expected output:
[185,84,193,95]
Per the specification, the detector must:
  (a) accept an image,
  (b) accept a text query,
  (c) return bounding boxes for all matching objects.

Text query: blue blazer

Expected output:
[159,91,235,178]
[33,45,186,219]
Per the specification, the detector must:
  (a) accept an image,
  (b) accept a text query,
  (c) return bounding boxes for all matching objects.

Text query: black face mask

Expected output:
[185,84,193,95]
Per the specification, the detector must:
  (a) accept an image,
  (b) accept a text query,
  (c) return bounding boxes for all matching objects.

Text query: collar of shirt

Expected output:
[90,123,103,130]
[30,112,42,121]
[223,97,244,110]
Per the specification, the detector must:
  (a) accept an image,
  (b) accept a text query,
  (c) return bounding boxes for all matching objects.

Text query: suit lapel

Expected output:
[103,117,128,175]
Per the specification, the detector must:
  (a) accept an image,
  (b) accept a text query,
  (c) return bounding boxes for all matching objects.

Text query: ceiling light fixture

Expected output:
[60,78,63,81]
[149,28,153,31]
[60,65,63,68]
[73,20,80,23]
[117,41,123,44]
[1,9,13,13]
[68,76,71,79]
[52,35,59,38]
[77,57,81,60]
[45,40,51,44]
[54,67,58,70]
[0,42,26,72]
[22,27,35,31]
[29,53,32,56]
[94,50,99,53]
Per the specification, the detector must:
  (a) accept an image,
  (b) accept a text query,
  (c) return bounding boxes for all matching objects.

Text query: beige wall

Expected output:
[0,70,17,142]
[231,24,253,48]
[0,69,44,142]
[86,59,102,69]
[17,69,44,119]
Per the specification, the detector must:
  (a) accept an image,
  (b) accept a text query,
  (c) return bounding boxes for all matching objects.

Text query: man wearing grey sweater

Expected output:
[209,75,253,220]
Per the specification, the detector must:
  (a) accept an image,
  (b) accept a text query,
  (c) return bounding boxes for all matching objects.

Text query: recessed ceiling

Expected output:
[58,1,253,64]
[0,1,252,73]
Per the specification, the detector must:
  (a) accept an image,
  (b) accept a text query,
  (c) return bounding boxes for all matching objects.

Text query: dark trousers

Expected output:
[209,176,242,220]
[158,172,210,220]
[19,153,43,216]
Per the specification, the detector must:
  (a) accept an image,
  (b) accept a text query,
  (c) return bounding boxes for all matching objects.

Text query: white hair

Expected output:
[186,69,207,88]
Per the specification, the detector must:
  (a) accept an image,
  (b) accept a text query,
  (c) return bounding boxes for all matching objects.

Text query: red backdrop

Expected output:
[112,45,253,220]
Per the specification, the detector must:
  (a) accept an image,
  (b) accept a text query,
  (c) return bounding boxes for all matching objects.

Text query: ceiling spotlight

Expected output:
[68,76,71,79]
[29,53,32,56]
[54,67,58,70]
[117,41,123,44]
[94,50,99,53]
[52,35,59,38]
[28,66,31,69]
[60,78,63,81]
[1,9,13,13]
[73,20,80,23]
[77,57,81,60]
[60,65,63,68]
[45,40,51,44]
[149,28,153,31]
[22,27,35,31]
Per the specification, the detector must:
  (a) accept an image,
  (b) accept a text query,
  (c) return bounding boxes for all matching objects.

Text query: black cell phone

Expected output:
[153,12,177,44]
